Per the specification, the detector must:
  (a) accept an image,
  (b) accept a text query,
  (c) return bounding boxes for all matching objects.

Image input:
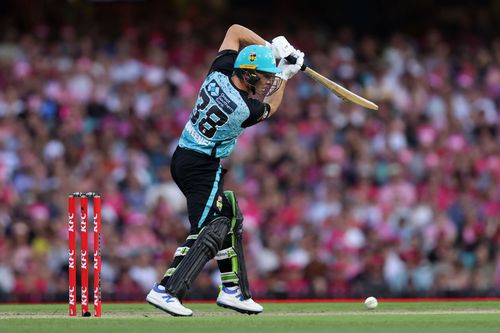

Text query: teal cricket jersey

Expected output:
[178,50,271,158]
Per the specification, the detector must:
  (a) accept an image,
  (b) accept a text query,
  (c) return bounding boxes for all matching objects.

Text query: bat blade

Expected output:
[304,68,379,111]
[283,55,378,110]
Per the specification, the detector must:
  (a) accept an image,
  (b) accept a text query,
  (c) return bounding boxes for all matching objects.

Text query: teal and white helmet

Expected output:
[234,45,281,74]
[233,45,282,95]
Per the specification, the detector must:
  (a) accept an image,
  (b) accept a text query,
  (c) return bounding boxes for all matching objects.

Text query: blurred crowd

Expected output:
[0,20,499,302]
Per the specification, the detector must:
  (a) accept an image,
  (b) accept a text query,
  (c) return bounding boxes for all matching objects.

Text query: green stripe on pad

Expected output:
[223,191,239,274]
[220,272,239,283]
[164,268,176,277]
[174,246,190,257]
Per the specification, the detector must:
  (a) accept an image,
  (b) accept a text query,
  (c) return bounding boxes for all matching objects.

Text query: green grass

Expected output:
[1,301,500,333]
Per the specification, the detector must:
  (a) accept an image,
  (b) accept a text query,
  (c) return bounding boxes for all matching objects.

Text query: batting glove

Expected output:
[270,36,294,59]
[276,52,304,81]
[290,49,305,61]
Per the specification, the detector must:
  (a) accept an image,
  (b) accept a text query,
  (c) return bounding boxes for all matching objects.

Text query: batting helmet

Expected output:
[234,45,281,74]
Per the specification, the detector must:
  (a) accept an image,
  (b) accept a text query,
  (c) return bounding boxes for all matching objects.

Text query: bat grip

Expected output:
[285,55,307,71]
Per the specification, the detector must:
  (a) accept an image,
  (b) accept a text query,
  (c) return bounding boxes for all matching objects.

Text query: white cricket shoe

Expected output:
[216,285,263,315]
[146,283,193,317]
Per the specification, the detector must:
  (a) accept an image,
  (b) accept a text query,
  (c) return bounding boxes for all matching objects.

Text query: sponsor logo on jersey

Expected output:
[207,82,220,97]
[207,79,237,115]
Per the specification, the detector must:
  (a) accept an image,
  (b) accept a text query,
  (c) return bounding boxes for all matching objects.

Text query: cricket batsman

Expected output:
[146,24,304,316]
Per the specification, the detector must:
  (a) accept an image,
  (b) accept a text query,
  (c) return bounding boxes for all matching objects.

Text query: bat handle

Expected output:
[285,55,307,71]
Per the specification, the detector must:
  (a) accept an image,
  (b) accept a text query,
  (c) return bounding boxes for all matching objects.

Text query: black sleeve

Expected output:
[207,50,238,76]
[241,98,271,128]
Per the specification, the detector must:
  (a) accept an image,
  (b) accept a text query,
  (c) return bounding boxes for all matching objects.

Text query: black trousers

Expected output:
[170,146,232,233]
[160,146,235,290]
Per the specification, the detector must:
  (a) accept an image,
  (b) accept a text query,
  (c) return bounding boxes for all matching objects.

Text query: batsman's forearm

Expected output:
[228,24,267,49]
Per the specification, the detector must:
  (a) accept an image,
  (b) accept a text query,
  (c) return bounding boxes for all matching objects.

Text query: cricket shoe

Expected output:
[216,285,263,315]
[146,283,192,317]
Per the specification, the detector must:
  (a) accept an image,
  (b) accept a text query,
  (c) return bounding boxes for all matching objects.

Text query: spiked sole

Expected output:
[216,301,262,315]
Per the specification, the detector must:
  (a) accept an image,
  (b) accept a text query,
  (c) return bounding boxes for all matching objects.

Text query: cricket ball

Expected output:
[364,296,378,309]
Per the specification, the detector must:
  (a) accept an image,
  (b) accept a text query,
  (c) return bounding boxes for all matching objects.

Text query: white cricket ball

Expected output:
[364,296,378,309]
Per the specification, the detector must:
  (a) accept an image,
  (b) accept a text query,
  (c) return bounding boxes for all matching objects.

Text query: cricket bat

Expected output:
[285,56,379,111]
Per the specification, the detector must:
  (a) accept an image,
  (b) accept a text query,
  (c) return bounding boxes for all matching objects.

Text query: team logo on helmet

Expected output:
[249,52,256,61]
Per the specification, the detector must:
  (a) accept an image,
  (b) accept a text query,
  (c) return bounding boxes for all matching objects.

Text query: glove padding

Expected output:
[290,49,305,61]
[270,36,294,59]
[276,51,304,81]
